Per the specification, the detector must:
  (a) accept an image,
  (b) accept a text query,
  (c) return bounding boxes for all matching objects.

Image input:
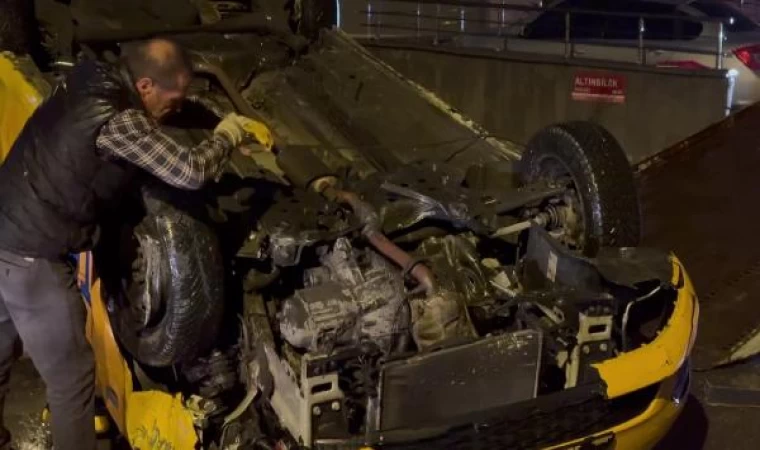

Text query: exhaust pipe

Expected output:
[274,146,436,295]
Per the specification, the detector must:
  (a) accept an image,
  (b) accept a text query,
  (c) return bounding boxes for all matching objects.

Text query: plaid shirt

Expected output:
[96,99,233,190]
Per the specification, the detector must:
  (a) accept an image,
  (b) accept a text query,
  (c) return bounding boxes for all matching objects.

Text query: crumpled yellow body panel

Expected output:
[85,276,134,434]
[81,254,199,450]
[0,52,47,163]
[126,392,198,450]
[592,256,698,397]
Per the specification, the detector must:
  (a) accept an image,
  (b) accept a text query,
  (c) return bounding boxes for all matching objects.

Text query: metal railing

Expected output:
[352,0,729,70]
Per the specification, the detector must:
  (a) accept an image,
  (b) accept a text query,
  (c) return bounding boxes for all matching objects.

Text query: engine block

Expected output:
[279,238,407,352]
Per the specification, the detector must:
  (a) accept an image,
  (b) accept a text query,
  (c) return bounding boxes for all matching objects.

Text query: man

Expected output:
[0,38,258,450]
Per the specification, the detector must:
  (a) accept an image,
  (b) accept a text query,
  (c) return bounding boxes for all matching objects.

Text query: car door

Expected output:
[514,0,703,65]
[634,2,707,68]
[567,0,693,64]
[513,0,639,61]
[510,0,593,57]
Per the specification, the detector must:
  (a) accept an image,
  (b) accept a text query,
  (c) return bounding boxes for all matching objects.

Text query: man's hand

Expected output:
[214,113,275,151]
[214,113,248,146]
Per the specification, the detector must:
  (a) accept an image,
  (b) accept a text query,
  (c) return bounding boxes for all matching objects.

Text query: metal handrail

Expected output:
[362,23,727,55]
[364,0,725,23]
[357,0,729,69]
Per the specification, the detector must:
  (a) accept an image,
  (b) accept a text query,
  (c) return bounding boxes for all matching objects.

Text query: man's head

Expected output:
[121,39,192,121]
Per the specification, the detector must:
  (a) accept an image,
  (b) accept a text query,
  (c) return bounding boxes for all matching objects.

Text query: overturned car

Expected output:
[0,1,697,449]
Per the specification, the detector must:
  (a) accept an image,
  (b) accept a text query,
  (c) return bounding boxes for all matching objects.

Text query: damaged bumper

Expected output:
[548,359,691,450]
[550,256,698,450]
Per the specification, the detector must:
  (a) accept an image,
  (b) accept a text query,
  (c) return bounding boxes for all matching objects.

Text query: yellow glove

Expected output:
[240,117,274,152]
[214,113,247,146]
[214,113,275,151]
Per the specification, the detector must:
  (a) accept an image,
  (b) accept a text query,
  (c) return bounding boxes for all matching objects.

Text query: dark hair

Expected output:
[120,39,192,90]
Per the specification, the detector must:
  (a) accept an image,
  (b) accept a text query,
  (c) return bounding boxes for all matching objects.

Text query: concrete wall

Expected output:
[362,41,731,164]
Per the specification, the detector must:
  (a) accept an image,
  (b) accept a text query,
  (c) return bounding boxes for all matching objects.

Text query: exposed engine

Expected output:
[200,145,676,450]
[278,237,408,353]
[129,150,679,450]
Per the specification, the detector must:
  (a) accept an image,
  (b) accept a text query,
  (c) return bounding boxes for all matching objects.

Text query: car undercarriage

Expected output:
[0,1,696,449]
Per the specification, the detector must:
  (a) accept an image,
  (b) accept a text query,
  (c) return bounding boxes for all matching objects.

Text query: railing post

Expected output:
[375,0,382,37]
[366,0,373,39]
[564,12,571,58]
[717,21,725,69]
[416,1,422,40]
[500,0,506,36]
[435,2,441,44]
[638,17,646,65]
[501,0,509,51]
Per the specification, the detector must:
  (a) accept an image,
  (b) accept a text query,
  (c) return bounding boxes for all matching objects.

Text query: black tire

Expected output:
[105,185,225,367]
[287,0,337,40]
[518,121,641,256]
[0,0,34,53]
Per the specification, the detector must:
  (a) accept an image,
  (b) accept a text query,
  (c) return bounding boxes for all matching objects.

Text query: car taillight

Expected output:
[734,44,760,70]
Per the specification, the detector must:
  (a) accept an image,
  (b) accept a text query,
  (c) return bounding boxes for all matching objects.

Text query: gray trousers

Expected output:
[0,249,96,450]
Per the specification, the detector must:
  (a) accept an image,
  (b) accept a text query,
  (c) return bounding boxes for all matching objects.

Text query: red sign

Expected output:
[571,72,626,104]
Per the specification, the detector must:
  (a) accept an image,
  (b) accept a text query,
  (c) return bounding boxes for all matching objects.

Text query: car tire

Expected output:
[287,0,337,40]
[103,185,225,367]
[0,0,34,53]
[519,121,641,256]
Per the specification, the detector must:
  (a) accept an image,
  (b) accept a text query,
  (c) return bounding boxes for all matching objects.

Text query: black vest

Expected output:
[0,60,136,258]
